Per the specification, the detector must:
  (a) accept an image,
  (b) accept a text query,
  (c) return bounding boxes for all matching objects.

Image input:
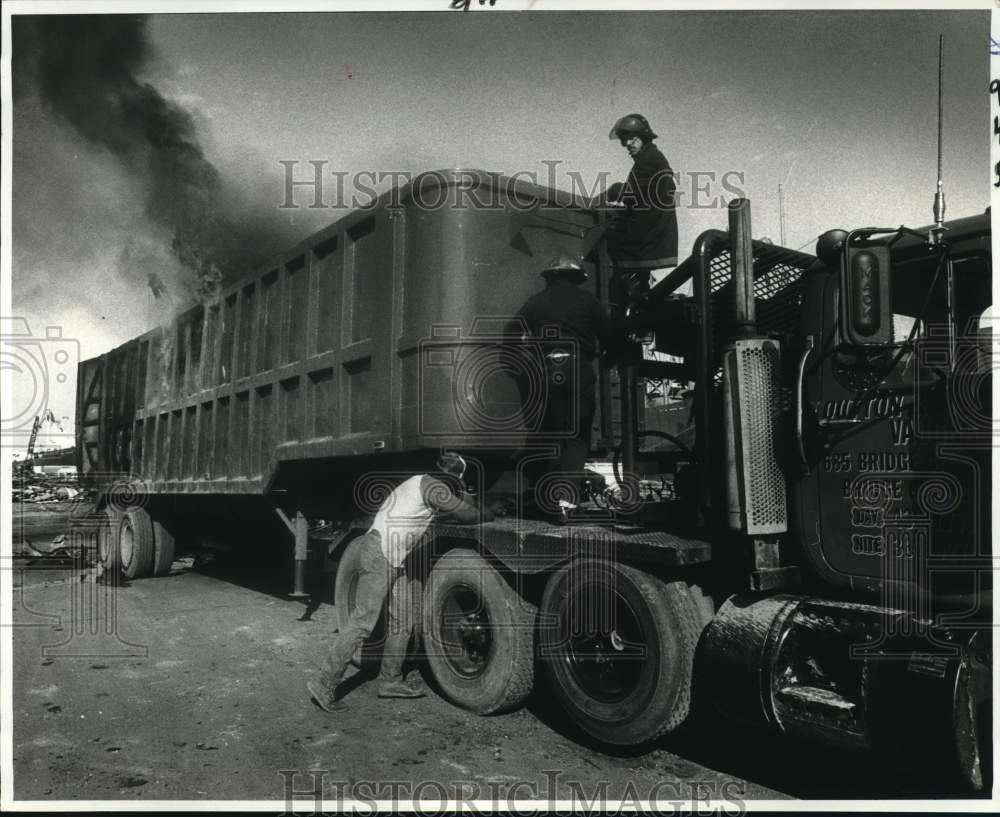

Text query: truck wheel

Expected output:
[539,560,705,745]
[98,507,122,572]
[151,520,176,577]
[334,534,386,670]
[423,548,536,715]
[117,508,155,579]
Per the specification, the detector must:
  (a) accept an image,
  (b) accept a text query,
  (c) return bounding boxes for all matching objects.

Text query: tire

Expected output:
[539,560,705,745]
[334,534,386,671]
[423,548,537,715]
[117,507,155,579]
[151,520,176,577]
[98,507,123,572]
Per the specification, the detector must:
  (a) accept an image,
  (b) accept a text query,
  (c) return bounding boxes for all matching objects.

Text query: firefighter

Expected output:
[307,453,491,712]
[515,254,613,515]
[606,113,679,307]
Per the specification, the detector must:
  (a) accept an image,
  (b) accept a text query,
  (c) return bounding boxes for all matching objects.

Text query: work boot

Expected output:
[307,681,347,713]
[377,679,426,699]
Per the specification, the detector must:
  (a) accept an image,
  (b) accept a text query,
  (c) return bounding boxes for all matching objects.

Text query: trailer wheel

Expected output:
[98,507,122,572]
[117,508,155,579]
[334,534,386,670]
[423,548,536,715]
[151,520,176,577]
[539,560,705,745]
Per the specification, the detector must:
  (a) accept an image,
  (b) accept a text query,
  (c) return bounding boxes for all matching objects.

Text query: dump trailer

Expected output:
[76,170,992,790]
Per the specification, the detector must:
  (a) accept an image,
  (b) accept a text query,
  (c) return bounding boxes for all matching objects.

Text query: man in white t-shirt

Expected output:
[307,453,491,712]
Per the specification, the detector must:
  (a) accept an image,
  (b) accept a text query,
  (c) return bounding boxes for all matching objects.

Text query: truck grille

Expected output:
[724,338,788,534]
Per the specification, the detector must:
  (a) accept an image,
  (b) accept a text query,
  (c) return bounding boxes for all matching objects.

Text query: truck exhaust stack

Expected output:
[721,199,787,535]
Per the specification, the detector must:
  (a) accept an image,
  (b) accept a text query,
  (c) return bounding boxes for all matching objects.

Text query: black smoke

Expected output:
[13,15,298,301]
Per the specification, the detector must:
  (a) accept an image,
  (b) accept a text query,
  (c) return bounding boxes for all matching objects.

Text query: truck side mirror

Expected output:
[838,243,893,347]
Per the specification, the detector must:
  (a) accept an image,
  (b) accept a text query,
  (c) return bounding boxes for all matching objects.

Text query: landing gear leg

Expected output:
[276,508,310,599]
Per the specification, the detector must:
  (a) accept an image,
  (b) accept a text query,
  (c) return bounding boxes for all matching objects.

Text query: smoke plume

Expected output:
[13,15,300,303]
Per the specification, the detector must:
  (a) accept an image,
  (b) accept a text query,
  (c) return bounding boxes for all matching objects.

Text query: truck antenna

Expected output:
[778,183,787,246]
[929,34,947,246]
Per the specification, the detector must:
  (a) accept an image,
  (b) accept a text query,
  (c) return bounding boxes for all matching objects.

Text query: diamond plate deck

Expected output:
[429,517,712,573]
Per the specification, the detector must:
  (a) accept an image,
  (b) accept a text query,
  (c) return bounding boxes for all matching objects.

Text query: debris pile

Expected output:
[12,472,93,505]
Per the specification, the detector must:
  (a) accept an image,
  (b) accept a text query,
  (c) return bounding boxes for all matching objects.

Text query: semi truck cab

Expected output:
[796,213,992,604]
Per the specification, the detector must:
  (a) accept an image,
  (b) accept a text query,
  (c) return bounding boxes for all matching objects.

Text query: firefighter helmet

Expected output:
[540,253,588,283]
[609,113,658,141]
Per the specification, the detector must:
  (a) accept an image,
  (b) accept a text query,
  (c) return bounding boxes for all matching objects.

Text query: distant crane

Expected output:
[20,410,61,475]
[25,416,42,464]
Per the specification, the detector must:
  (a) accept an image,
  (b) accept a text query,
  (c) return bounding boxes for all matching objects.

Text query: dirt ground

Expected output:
[7,503,979,805]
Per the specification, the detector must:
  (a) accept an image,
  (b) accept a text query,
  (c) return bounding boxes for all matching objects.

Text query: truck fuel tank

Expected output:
[701,593,988,790]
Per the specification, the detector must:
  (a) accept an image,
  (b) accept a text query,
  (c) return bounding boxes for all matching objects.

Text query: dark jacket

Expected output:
[608,142,679,267]
[515,280,612,441]
[516,279,612,362]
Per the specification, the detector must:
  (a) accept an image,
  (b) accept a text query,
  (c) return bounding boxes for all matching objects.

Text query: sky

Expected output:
[2,3,992,446]
[144,9,988,237]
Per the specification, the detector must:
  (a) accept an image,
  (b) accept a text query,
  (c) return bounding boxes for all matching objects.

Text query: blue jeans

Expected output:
[320,532,416,690]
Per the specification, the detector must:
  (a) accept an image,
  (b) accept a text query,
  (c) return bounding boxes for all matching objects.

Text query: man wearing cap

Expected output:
[606,113,679,306]
[307,452,491,713]
[515,254,613,512]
